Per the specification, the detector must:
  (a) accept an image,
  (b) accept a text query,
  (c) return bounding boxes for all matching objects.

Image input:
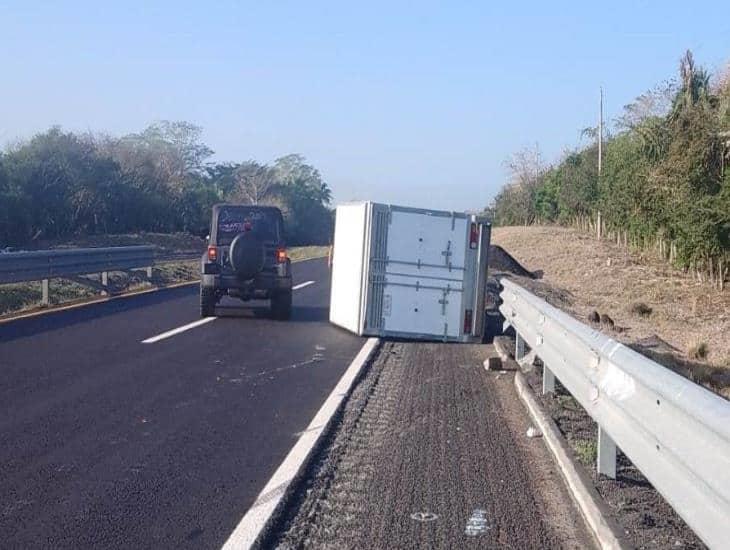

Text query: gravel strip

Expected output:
[265,342,594,549]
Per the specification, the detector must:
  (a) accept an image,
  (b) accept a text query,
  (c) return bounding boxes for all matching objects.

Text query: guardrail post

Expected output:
[101,271,108,296]
[597,425,617,479]
[41,279,49,306]
[515,333,526,361]
[542,366,555,394]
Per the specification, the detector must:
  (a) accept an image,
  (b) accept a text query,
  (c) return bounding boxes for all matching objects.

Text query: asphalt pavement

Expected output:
[0,258,365,549]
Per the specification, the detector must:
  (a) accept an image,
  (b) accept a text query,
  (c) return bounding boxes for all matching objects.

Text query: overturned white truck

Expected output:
[329,201,491,342]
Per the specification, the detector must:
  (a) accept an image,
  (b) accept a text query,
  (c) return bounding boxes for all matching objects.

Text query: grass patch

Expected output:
[573,439,597,466]
[288,245,329,262]
[0,281,43,313]
[629,302,653,317]
[556,394,579,411]
[152,260,198,283]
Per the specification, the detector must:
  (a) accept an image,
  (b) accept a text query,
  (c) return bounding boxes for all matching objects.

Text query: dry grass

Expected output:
[492,226,730,374]
[33,231,207,254]
[288,245,330,262]
[688,342,709,360]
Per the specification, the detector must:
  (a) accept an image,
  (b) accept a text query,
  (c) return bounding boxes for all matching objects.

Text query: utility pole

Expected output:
[598,87,603,176]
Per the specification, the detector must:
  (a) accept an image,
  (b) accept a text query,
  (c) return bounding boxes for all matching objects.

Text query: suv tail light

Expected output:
[207,245,218,262]
[464,309,473,334]
[469,223,479,249]
[276,248,288,263]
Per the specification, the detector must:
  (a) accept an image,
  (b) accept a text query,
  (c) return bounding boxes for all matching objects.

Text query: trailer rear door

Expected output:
[367,206,468,339]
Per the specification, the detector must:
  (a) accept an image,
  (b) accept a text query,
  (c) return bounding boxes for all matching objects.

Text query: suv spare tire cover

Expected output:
[229,232,265,279]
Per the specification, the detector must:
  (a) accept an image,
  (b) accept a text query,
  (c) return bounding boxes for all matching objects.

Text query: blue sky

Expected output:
[1,1,728,210]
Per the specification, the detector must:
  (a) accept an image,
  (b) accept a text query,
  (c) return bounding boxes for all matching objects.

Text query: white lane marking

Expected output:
[141,317,216,344]
[465,508,490,536]
[221,337,380,550]
[141,280,316,344]
[292,280,315,290]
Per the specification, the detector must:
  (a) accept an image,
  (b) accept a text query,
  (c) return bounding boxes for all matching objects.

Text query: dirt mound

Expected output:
[489,245,540,279]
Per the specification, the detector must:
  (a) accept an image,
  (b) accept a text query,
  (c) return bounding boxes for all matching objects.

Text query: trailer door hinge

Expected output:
[441,241,452,267]
[438,289,449,315]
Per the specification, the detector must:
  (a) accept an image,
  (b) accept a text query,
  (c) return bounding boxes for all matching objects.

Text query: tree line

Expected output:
[0,121,333,247]
[489,51,730,285]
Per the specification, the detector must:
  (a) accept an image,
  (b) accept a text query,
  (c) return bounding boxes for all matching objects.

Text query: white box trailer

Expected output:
[329,201,491,342]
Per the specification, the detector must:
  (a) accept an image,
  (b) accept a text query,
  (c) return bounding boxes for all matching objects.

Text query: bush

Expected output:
[629,302,653,317]
[0,126,333,247]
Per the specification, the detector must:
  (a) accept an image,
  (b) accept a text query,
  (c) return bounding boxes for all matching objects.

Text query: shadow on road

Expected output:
[214,305,329,323]
[0,285,197,343]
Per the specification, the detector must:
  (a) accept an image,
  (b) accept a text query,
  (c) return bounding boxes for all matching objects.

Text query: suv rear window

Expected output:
[216,207,281,245]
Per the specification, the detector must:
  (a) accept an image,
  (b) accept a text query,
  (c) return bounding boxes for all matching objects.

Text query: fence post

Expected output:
[543,365,555,394]
[41,279,49,306]
[596,211,602,240]
[101,271,108,296]
[597,425,617,478]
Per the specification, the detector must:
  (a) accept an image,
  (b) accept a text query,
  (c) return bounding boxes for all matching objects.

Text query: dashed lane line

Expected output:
[141,317,216,344]
[292,280,315,290]
[141,280,317,344]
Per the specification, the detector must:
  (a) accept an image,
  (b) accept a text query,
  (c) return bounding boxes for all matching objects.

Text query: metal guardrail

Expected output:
[0,246,156,305]
[499,278,730,549]
[0,246,155,284]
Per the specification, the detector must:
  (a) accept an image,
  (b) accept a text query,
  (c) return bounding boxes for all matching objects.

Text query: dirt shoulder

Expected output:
[492,225,730,398]
[266,342,594,550]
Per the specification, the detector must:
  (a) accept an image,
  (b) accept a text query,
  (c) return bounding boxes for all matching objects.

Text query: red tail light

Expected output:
[469,223,479,249]
[207,245,217,262]
[464,309,473,334]
[276,248,288,263]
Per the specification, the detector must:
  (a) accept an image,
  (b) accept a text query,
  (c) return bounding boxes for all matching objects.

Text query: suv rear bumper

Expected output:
[201,264,292,297]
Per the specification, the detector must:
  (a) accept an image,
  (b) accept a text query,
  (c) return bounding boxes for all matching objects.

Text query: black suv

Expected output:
[200,204,293,319]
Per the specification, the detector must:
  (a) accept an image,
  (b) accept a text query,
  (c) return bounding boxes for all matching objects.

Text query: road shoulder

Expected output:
[265,342,595,549]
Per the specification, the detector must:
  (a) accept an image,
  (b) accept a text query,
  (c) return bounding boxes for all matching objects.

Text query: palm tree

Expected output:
[671,50,711,117]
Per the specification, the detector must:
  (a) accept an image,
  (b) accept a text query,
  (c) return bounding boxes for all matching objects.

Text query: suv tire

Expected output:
[270,290,292,320]
[200,285,216,317]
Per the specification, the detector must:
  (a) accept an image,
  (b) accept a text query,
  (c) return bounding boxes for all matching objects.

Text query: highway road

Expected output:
[0,258,365,549]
